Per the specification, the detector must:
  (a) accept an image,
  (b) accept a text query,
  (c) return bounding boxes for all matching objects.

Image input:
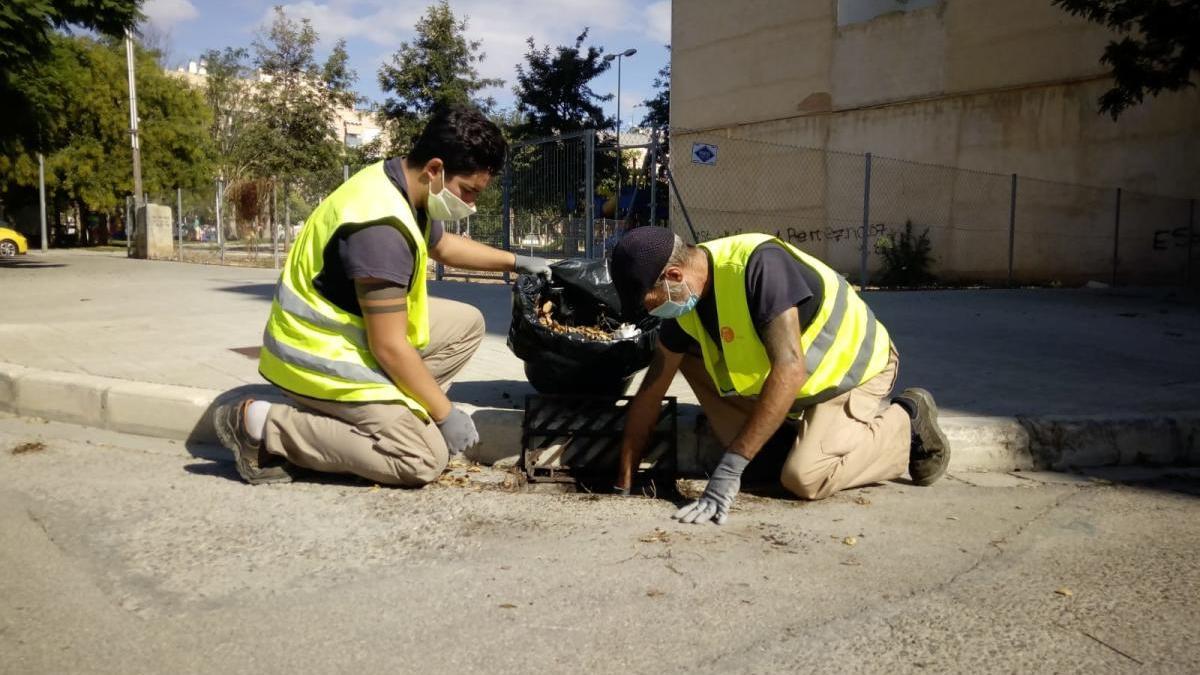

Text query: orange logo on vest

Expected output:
[720,326,735,343]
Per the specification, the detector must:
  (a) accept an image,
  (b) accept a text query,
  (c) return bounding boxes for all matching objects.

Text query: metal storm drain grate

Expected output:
[521,394,677,487]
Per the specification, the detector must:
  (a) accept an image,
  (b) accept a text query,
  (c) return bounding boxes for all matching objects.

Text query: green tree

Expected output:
[512,29,613,139]
[0,35,211,241]
[1,0,143,153]
[200,47,253,184]
[639,48,670,130]
[1053,0,1199,119]
[377,0,504,153]
[244,7,357,221]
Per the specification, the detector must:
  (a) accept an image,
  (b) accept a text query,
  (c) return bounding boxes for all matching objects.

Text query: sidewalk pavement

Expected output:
[2,250,1199,473]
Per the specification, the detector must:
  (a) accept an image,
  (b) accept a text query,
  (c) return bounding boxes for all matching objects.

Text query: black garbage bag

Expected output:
[508,258,661,395]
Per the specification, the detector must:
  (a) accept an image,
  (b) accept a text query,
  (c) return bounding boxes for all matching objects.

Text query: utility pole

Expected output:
[604,48,637,222]
[38,153,48,251]
[124,29,144,208]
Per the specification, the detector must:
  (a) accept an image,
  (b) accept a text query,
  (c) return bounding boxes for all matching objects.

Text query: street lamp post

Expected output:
[604,48,637,223]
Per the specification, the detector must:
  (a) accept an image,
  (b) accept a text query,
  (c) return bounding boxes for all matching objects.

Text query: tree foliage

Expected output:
[1,0,143,153]
[377,0,503,154]
[245,7,357,193]
[640,47,670,130]
[1053,0,1199,119]
[512,29,613,139]
[0,35,211,219]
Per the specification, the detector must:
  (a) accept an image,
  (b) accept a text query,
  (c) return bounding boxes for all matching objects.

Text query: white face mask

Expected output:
[426,170,476,222]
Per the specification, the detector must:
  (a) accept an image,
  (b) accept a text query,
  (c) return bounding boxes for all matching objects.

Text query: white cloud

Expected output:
[142,0,199,30]
[643,1,670,45]
[256,0,660,104]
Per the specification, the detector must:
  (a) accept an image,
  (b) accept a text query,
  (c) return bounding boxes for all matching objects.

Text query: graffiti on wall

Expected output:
[1152,227,1199,251]
[693,223,894,247]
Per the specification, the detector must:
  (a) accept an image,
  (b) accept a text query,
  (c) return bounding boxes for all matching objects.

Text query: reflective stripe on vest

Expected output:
[258,160,431,415]
[676,233,892,413]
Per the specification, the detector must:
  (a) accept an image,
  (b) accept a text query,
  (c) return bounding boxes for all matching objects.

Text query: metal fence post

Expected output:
[177,186,183,261]
[501,151,513,283]
[652,128,662,225]
[1008,173,1017,287]
[283,182,291,251]
[38,153,48,252]
[125,195,133,257]
[1112,187,1121,287]
[1187,198,1195,287]
[215,177,224,264]
[860,153,872,290]
[585,130,596,258]
[343,164,349,183]
[272,179,280,270]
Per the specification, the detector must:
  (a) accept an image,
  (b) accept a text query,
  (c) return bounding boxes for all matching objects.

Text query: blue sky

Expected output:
[142,0,671,129]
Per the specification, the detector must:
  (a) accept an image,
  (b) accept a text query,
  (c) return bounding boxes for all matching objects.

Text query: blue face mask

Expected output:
[649,278,699,319]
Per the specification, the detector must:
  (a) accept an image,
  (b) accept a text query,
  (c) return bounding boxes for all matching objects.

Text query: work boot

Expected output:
[894,387,950,486]
[214,398,296,485]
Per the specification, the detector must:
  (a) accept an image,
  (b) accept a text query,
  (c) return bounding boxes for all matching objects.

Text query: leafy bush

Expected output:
[874,220,935,287]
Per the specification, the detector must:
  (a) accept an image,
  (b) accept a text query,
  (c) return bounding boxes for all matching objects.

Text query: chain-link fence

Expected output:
[668,127,1199,287]
[124,129,1197,289]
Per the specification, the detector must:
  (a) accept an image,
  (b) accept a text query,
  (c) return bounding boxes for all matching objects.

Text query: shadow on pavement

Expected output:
[213,283,276,301]
[0,259,67,269]
[448,379,535,409]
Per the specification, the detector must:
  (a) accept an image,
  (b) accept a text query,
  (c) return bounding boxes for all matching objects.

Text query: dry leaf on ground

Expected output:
[639,528,672,544]
[11,441,47,455]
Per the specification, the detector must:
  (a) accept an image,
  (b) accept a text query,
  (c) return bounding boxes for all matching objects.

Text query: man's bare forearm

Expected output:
[728,308,807,461]
[373,341,453,422]
[432,232,516,272]
[616,346,682,489]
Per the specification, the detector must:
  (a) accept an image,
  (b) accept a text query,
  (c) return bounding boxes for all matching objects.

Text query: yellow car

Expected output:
[0,226,29,257]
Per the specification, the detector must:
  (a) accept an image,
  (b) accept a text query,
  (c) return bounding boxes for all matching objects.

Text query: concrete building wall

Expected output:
[669,0,1200,284]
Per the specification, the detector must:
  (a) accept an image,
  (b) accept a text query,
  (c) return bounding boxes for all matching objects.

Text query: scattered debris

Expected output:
[646,589,665,598]
[437,474,472,488]
[842,536,858,547]
[639,528,672,544]
[761,533,791,547]
[947,515,959,521]
[11,441,46,455]
[1055,587,1074,597]
[841,558,862,567]
[499,603,517,609]
[854,496,872,506]
[536,297,639,342]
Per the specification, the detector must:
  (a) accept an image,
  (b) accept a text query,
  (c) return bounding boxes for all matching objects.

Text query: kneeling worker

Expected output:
[214,106,550,486]
[609,228,950,524]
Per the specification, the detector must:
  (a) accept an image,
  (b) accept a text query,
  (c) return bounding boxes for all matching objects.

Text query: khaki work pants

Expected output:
[681,347,911,500]
[262,297,485,487]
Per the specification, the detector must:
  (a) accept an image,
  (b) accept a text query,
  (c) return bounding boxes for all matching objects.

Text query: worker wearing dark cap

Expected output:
[610,227,949,525]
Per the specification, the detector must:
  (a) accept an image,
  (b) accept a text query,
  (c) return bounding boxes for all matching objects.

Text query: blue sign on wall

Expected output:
[691,143,718,166]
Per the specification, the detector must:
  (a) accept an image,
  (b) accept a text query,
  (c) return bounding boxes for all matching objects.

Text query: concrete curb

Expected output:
[2,360,1196,474]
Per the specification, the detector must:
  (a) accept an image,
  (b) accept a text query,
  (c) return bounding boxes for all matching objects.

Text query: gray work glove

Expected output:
[673,452,750,525]
[437,406,479,456]
[514,254,551,279]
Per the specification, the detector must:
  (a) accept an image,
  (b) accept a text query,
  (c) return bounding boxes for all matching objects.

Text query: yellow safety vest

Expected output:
[258,161,432,417]
[677,233,892,412]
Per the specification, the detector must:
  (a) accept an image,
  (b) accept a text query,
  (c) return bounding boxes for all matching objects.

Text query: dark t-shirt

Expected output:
[312,157,444,315]
[658,243,823,353]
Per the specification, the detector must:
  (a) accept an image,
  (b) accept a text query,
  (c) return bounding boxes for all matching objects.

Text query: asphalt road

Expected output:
[2,414,1198,674]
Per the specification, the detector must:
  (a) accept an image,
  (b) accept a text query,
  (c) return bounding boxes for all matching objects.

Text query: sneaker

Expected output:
[894,388,950,486]
[213,398,295,485]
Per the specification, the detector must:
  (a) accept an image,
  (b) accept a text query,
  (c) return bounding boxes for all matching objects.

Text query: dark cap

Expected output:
[610,226,676,317]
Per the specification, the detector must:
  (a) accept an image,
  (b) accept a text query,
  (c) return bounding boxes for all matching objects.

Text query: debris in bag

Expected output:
[535,296,641,342]
[508,258,661,395]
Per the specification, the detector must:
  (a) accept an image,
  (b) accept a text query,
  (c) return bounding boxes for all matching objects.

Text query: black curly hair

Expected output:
[408,105,507,177]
